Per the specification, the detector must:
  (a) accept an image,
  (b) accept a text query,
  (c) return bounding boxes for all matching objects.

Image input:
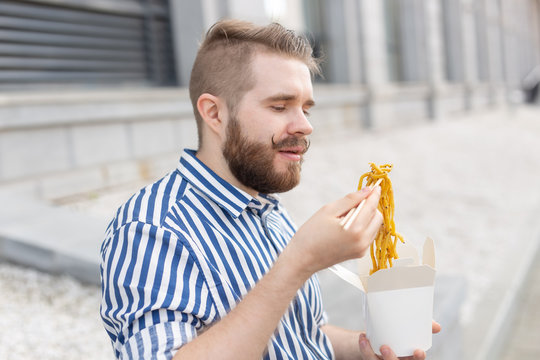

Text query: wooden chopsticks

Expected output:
[340,178,383,231]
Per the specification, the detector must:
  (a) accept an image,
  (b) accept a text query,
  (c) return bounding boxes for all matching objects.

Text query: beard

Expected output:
[222,116,310,194]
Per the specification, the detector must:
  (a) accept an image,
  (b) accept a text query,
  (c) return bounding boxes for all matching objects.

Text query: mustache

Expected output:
[271,135,311,154]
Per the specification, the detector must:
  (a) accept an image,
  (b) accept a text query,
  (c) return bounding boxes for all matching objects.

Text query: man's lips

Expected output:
[272,136,310,162]
[277,146,306,155]
[276,146,306,161]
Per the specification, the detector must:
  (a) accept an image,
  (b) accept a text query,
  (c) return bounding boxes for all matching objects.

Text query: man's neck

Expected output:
[195,148,259,198]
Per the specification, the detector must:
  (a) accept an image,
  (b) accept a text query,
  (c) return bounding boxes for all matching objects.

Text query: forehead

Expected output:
[246,51,313,100]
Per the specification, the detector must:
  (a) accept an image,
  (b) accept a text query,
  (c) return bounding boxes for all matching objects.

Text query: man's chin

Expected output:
[275,167,302,183]
[272,171,302,193]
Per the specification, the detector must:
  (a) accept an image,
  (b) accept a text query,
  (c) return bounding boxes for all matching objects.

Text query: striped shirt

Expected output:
[100,149,334,359]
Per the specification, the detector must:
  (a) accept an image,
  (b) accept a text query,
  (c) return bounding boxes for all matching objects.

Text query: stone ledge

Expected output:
[0,88,190,107]
[0,192,107,284]
[469,232,540,360]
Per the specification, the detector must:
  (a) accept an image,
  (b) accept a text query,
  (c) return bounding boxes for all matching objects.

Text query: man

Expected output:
[100,19,440,359]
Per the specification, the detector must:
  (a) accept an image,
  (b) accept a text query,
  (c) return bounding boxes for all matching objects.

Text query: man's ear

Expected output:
[197,93,227,136]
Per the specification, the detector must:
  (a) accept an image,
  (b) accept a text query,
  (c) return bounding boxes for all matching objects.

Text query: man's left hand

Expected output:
[358,320,442,360]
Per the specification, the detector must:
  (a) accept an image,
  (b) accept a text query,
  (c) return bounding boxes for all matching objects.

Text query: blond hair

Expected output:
[189,19,321,145]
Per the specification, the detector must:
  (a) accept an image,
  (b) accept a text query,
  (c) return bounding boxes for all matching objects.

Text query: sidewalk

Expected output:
[500,252,540,360]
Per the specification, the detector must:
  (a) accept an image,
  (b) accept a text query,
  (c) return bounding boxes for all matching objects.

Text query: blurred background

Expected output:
[0,0,539,359]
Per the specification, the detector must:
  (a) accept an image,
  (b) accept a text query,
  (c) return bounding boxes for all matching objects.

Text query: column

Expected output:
[424,0,448,119]
[460,0,479,110]
[534,0,540,65]
[169,0,206,86]
[227,0,267,25]
[358,0,389,87]
[399,0,428,82]
[201,0,230,29]
[358,0,390,127]
[499,0,522,99]
[344,0,364,84]
[485,0,505,105]
[321,0,350,83]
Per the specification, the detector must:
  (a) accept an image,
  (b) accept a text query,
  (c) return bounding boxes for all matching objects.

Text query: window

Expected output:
[0,0,176,90]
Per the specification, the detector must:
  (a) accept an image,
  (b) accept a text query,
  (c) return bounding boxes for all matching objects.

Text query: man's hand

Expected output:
[288,187,383,277]
[358,321,442,360]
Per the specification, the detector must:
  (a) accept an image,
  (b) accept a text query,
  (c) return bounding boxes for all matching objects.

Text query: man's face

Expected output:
[222,52,315,194]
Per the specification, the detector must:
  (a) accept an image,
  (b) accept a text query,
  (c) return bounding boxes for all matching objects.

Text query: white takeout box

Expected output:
[358,237,436,357]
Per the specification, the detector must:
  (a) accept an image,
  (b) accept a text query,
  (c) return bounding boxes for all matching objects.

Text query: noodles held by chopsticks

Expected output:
[358,163,404,274]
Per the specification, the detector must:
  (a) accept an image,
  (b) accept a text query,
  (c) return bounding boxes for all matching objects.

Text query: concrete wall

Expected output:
[0,89,197,201]
[0,78,502,203]
[2,0,538,200]
[0,86,370,202]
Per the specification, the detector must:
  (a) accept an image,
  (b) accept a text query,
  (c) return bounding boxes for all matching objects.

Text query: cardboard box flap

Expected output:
[393,257,415,267]
[358,251,373,276]
[396,242,420,266]
[422,237,435,268]
[365,265,436,292]
[356,237,437,292]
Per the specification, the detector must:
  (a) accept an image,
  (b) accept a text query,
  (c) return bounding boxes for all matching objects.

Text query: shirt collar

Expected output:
[178,149,281,218]
[246,193,281,216]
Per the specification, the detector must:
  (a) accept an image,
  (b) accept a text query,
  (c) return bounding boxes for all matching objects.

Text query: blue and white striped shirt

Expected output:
[100,149,334,359]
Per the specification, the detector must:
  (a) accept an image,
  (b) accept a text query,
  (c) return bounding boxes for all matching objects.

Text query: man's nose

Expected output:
[288,108,313,136]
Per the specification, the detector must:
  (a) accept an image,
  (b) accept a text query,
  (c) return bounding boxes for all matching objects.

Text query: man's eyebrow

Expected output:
[264,93,316,106]
[305,99,316,107]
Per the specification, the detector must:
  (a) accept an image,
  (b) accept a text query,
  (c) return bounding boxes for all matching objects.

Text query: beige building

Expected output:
[0,0,539,200]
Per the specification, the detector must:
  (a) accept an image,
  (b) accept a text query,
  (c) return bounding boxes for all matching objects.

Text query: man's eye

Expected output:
[271,106,286,111]
[303,109,311,117]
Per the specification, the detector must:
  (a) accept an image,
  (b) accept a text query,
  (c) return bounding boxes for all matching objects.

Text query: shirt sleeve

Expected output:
[310,274,329,327]
[100,221,217,359]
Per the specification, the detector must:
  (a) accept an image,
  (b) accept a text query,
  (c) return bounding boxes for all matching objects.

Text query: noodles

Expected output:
[358,163,404,274]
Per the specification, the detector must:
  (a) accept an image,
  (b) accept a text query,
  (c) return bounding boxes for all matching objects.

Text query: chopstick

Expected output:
[340,178,382,231]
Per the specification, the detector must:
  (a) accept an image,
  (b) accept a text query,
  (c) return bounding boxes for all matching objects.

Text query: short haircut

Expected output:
[189,19,321,146]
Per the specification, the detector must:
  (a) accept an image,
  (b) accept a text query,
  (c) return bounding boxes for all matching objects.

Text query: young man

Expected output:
[100,20,439,359]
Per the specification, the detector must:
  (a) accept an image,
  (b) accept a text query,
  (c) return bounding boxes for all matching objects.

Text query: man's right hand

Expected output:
[287,186,383,278]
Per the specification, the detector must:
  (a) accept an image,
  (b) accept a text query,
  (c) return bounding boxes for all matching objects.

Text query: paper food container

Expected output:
[358,237,436,357]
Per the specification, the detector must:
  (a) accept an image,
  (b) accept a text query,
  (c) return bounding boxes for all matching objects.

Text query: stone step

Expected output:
[0,191,107,283]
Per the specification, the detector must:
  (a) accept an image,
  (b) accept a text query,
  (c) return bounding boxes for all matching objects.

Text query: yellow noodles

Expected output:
[358,163,404,274]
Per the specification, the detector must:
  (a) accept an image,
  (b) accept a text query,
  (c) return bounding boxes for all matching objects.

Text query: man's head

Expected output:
[189,19,321,145]
[190,20,320,194]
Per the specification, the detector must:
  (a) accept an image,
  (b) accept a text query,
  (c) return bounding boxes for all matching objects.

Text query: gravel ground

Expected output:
[0,263,110,360]
[1,106,540,359]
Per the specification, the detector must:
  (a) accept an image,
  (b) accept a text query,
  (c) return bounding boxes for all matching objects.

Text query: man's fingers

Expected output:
[380,346,425,360]
[328,188,372,217]
[345,186,381,229]
[351,207,383,237]
[432,320,441,334]
[358,333,380,359]
[359,333,429,360]
[413,349,427,360]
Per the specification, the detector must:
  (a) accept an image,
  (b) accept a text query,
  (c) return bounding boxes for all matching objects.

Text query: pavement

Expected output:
[500,250,540,360]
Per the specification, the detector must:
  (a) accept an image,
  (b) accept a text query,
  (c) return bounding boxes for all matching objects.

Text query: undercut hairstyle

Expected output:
[189,19,321,146]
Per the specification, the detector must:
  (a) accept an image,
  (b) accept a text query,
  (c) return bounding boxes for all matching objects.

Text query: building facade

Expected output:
[0,0,539,200]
